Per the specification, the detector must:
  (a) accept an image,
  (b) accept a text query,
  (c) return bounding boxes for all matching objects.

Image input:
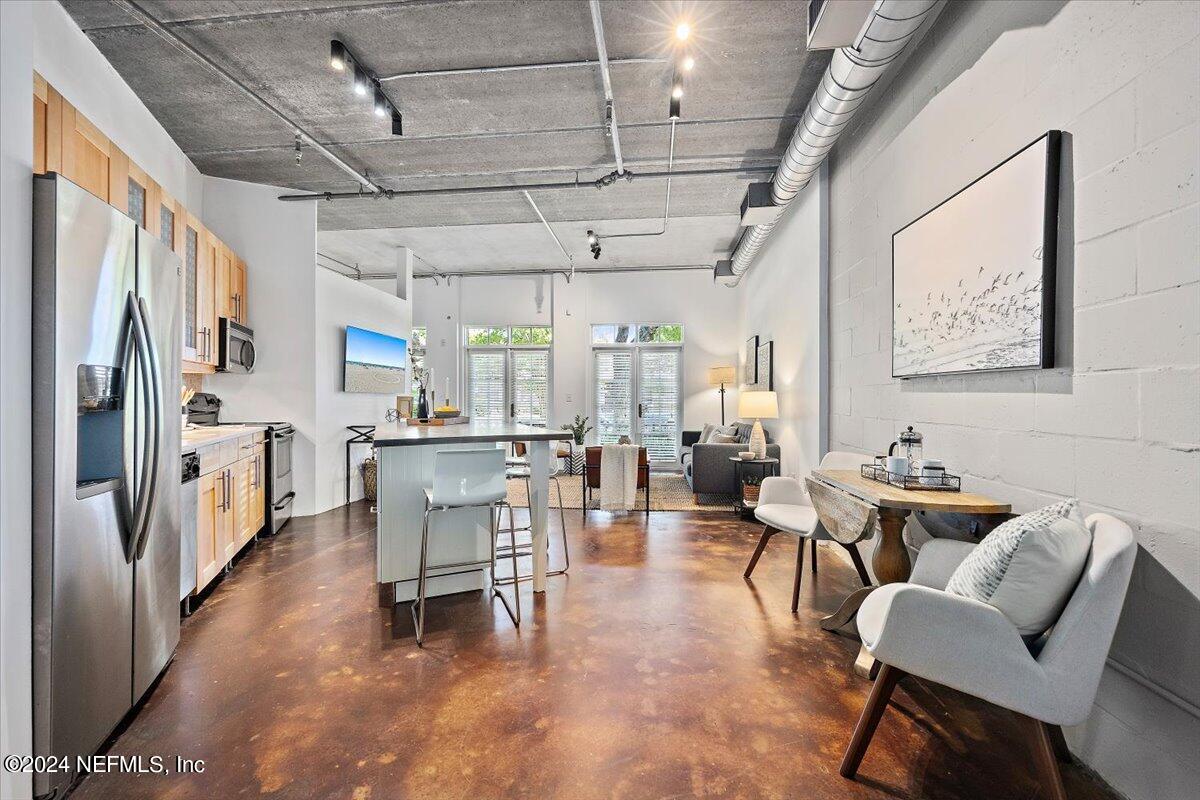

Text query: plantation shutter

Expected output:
[594,350,633,445]
[637,349,680,463]
[467,351,506,421]
[510,350,549,426]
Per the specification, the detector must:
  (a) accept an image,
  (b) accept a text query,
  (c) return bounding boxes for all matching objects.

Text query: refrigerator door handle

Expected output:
[124,291,155,562]
[134,296,163,560]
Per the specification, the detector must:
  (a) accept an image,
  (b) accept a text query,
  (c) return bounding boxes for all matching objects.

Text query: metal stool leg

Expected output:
[410,498,433,645]
[549,475,569,576]
[489,501,521,627]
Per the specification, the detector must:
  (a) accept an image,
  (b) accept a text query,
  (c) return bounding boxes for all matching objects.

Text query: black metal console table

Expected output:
[346,425,376,505]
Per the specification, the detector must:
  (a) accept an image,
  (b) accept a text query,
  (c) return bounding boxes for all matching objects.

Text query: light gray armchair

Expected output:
[744,451,874,611]
[840,513,1137,800]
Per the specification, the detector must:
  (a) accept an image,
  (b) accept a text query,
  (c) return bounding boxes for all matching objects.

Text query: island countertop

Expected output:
[371,421,572,447]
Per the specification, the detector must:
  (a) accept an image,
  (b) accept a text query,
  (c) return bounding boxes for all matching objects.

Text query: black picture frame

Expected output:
[891,130,1060,379]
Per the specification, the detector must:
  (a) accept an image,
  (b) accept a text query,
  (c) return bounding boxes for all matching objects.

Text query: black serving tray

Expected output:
[861,463,961,492]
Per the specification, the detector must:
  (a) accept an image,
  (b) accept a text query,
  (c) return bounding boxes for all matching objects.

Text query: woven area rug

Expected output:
[506,473,734,513]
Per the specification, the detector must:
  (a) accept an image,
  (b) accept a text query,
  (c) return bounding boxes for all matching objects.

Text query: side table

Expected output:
[730,457,780,520]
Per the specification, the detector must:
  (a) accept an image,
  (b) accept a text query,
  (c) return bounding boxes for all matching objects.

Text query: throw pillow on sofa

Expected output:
[710,434,738,444]
[945,498,1092,637]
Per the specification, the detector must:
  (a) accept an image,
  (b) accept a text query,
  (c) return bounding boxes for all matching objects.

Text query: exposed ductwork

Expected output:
[721,0,939,287]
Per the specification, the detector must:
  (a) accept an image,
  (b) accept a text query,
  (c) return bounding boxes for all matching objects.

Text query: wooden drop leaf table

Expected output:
[806,468,1011,677]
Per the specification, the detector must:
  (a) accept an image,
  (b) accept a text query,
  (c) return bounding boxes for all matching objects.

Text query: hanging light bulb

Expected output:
[682,55,695,72]
[373,87,388,118]
[353,66,369,96]
[675,22,690,41]
[329,40,347,71]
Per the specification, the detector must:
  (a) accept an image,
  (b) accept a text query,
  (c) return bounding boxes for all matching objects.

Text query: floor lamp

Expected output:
[708,366,736,425]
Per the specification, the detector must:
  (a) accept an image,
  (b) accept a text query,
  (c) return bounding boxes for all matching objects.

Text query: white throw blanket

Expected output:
[599,444,640,511]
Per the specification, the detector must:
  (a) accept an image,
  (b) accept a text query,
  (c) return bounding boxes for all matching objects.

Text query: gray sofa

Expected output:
[682,423,780,498]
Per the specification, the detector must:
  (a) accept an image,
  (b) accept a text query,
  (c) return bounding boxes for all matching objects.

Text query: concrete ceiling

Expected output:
[64,0,830,275]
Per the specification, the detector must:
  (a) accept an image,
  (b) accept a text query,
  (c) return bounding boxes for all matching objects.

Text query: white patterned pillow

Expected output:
[946,498,1092,636]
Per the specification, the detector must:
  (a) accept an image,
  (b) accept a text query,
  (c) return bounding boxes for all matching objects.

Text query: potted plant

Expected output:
[560,415,593,475]
[561,414,593,446]
[742,474,762,505]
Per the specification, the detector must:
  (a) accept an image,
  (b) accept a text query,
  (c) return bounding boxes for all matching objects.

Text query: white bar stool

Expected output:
[413,448,519,645]
[499,441,569,584]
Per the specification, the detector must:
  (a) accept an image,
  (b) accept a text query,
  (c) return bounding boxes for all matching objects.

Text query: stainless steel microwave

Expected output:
[218,318,256,373]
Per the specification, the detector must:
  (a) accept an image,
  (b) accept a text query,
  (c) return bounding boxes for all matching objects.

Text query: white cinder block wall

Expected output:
[824,2,1199,799]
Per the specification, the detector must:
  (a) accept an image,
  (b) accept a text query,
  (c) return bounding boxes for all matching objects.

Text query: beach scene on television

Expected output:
[892,138,1051,378]
[344,326,407,393]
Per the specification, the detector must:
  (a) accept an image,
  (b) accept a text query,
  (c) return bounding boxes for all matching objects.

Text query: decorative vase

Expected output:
[416,385,429,419]
[749,419,767,459]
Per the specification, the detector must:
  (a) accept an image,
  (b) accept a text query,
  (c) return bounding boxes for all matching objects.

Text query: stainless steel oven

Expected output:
[218,317,255,373]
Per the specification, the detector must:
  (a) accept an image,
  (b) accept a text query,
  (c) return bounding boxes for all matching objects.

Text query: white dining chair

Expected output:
[413,448,519,645]
[840,513,1137,800]
[744,451,874,611]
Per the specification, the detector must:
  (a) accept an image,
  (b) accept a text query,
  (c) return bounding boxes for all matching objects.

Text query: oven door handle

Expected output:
[273,491,296,511]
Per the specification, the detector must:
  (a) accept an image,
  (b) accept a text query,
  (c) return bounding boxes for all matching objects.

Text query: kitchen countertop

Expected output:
[181,424,268,453]
[371,421,571,448]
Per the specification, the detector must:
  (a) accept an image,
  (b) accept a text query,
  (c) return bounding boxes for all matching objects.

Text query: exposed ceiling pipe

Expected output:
[522,190,575,275]
[597,119,676,241]
[338,264,712,281]
[378,56,666,82]
[276,163,774,201]
[722,0,939,287]
[109,0,384,195]
[588,0,626,175]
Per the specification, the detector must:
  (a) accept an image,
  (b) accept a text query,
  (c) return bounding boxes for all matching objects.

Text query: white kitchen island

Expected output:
[373,422,571,603]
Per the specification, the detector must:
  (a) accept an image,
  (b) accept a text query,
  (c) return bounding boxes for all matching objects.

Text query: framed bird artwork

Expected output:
[891,131,1060,378]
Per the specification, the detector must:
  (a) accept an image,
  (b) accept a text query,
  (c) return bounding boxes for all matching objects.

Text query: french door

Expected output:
[593,346,681,464]
[466,348,550,426]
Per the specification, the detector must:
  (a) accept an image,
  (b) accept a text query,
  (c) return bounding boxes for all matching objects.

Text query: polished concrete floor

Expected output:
[72,504,1120,800]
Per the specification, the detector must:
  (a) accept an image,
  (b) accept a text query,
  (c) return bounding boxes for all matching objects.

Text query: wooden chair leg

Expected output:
[842,542,872,587]
[1047,723,1071,763]
[1030,717,1069,800]
[743,526,777,579]
[791,535,806,612]
[811,538,818,573]
[840,663,905,779]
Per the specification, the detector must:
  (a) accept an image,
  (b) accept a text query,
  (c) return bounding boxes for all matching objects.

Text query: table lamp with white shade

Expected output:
[738,390,778,460]
[707,366,737,425]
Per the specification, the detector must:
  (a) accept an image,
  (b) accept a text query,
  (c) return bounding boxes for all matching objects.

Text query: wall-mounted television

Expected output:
[344,326,407,394]
[892,131,1060,378]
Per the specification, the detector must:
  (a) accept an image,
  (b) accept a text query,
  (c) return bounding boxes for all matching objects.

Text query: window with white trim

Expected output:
[590,324,683,463]
[464,325,552,426]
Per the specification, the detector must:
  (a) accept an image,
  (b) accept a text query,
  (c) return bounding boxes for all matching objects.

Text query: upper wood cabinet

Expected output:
[34,73,253,375]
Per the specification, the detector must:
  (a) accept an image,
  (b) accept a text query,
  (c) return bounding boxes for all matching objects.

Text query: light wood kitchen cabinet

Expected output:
[252,446,266,533]
[233,455,253,550]
[216,242,248,325]
[196,471,221,591]
[34,74,256,376]
[216,466,236,563]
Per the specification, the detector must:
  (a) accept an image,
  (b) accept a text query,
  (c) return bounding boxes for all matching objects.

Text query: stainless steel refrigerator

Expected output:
[32,174,182,799]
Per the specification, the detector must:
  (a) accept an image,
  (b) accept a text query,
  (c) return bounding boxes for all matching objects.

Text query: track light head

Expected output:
[682,55,695,72]
[330,40,347,71]
[671,84,683,99]
[668,94,681,120]
[373,87,388,118]
[586,230,597,246]
[391,109,404,136]
[675,22,690,41]
[591,246,602,260]
[353,66,369,96]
